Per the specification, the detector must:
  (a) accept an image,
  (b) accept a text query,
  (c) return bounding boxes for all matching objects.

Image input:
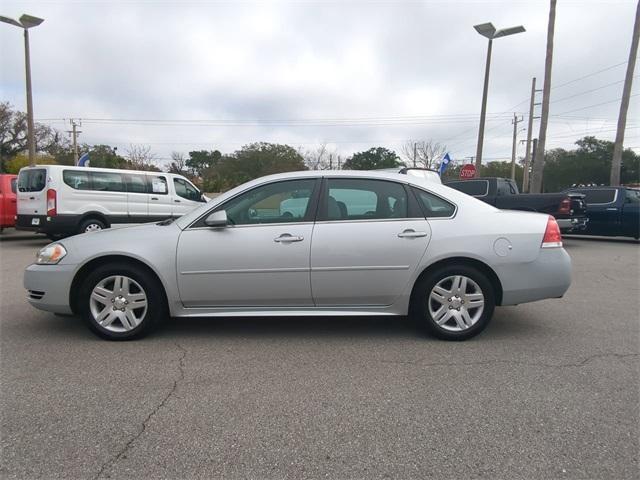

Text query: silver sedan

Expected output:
[24,170,571,341]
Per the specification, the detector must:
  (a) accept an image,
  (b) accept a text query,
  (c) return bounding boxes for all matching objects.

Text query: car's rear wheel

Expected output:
[411,264,495,340]
[79,263,166,340]
[78,218,106,234]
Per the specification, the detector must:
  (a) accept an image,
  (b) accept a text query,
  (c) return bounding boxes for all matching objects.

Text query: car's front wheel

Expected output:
[412,264,495,340]
[79,263,166,340]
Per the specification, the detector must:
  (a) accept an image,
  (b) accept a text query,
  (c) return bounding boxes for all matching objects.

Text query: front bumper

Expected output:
[557,216,589,233]
[23,263,76,314]
[497,247,572,306]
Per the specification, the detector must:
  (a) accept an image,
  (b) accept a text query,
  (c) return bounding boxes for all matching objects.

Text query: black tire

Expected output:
[78,217,106,234]
[79,262,167,340]
[411,264,495,341]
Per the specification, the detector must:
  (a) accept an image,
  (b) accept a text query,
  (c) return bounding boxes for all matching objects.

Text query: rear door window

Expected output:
[125,174,148,193]
[325,179,408,220]
[10,178,17,193]
[447,180,489,197]
[90,172,125,192]
[63,170,91,190]
[575,189,617,204]
[17,169,46,192]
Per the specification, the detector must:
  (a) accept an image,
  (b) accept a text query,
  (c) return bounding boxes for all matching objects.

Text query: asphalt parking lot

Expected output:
[0,230,638,479]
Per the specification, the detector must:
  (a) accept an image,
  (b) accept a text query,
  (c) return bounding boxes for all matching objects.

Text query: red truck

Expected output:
[0,174,18,232]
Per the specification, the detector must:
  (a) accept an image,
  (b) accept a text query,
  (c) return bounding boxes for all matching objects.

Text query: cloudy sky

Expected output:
[1,0,638,166]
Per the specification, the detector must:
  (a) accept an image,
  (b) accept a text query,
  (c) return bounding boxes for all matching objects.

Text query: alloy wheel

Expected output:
[428,275,485,332]
[89,275,148,332]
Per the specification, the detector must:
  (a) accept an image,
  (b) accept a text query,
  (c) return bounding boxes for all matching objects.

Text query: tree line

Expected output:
[1,102,638,192]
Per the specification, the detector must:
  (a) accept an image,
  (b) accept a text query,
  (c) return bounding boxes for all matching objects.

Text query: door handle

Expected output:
[151,197,159,201]
[29,197,35,200]
[606,208,617,211]
[274,234,304,243]
[174,199,181,203]
[398,229,427,238]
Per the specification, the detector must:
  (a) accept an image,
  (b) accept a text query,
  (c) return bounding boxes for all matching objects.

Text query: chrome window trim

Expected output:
[314,217,425,225]
[186,221,315,231]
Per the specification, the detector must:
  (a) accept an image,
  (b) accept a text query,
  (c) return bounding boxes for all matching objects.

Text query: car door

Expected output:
[176,178,320,307]
[16,168,48,221]
[621,189,640,238]
[574,188,619,235]
[310,177,432,306]
[146,174,173,220]
[123,173,149,221]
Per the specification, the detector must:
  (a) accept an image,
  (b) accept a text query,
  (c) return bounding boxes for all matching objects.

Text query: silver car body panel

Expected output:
[24,170,572,317]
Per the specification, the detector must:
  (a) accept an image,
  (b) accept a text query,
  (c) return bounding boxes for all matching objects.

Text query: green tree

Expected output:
[186,150,222,177]
[543,136,639,191]
[212,142,307,191]
[343,147,403,170]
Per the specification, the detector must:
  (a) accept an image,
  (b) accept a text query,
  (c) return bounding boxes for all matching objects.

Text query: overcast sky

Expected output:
[1,0,638,166]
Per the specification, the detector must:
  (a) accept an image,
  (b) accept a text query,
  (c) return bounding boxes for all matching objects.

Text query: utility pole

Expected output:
[610,0,640,186]
[530,138,538,183]
[67,119,82,165]
[329,153,333,170]
[522,77,539,192]
[530,0,556,193]
[510,113,524,180]
[413,142,417,167]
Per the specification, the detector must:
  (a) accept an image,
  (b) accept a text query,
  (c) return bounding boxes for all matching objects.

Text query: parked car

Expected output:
[0,173,18,232]
[24,170,572,341]
[565,186,640,239]
[445,177,588,233]
[16,165,207,238]
[378,167,442,184]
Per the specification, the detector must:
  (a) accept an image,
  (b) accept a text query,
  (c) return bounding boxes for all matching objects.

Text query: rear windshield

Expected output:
[447,180,489,196]
[574,189,617,204]
[10,178,17,193]
[18,169,47,192]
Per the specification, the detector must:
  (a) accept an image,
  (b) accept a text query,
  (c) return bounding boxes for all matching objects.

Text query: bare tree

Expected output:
[303,143,333,170]
[125,144,158,171]
[400,140,447,169]
[167,151,187,174]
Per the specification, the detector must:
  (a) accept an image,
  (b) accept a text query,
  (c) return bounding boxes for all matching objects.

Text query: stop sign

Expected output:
[460,164,477,179]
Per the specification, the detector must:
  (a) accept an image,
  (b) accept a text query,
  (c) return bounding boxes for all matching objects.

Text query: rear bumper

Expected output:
[23,263,76,315]
[497,247,572,306]
[557,216,589,233]
[16,214,78,235]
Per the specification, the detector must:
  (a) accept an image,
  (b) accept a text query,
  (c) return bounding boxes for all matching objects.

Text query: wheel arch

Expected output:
[78,212,110,230]
[411,256,504,307]
[69,254,169,314]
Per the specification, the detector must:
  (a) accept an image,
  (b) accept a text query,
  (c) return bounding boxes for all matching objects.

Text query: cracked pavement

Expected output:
[1,231,638,479]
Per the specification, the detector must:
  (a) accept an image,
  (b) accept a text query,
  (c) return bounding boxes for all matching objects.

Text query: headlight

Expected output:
[36,243,67,265]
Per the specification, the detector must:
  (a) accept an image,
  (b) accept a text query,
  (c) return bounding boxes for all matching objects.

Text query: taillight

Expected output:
[558,197,571,215]
[46,189,57,217]
[541,216,562,248]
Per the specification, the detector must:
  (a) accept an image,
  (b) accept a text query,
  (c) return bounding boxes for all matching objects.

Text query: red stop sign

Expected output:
[460,164,477,179]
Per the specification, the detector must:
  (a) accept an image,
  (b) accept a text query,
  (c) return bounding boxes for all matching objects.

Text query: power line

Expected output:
[550,76,638,104]
[554,94,640,116]
[551,61,628,90]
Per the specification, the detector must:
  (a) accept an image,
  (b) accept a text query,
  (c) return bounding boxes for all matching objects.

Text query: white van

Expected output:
[16,165,207,237]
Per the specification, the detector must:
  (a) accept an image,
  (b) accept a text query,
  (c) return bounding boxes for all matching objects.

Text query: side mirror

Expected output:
[204,210,228,227]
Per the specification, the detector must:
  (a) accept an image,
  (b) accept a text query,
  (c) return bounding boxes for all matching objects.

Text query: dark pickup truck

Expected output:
[445,177,588,233]
[565,186,640,239]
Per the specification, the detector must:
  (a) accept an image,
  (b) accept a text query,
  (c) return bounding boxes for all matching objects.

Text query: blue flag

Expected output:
[78,153,90,167]
[438,153,451,176]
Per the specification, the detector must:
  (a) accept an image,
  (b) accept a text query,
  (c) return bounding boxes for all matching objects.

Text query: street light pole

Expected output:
[24,28,36,164]
[475,38,493,170]
[0,14,44,166]
[473,22,525,170]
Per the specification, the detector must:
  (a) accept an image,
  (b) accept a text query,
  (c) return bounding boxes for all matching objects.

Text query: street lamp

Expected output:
[473,22,525,169]
[0,14,44,166]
